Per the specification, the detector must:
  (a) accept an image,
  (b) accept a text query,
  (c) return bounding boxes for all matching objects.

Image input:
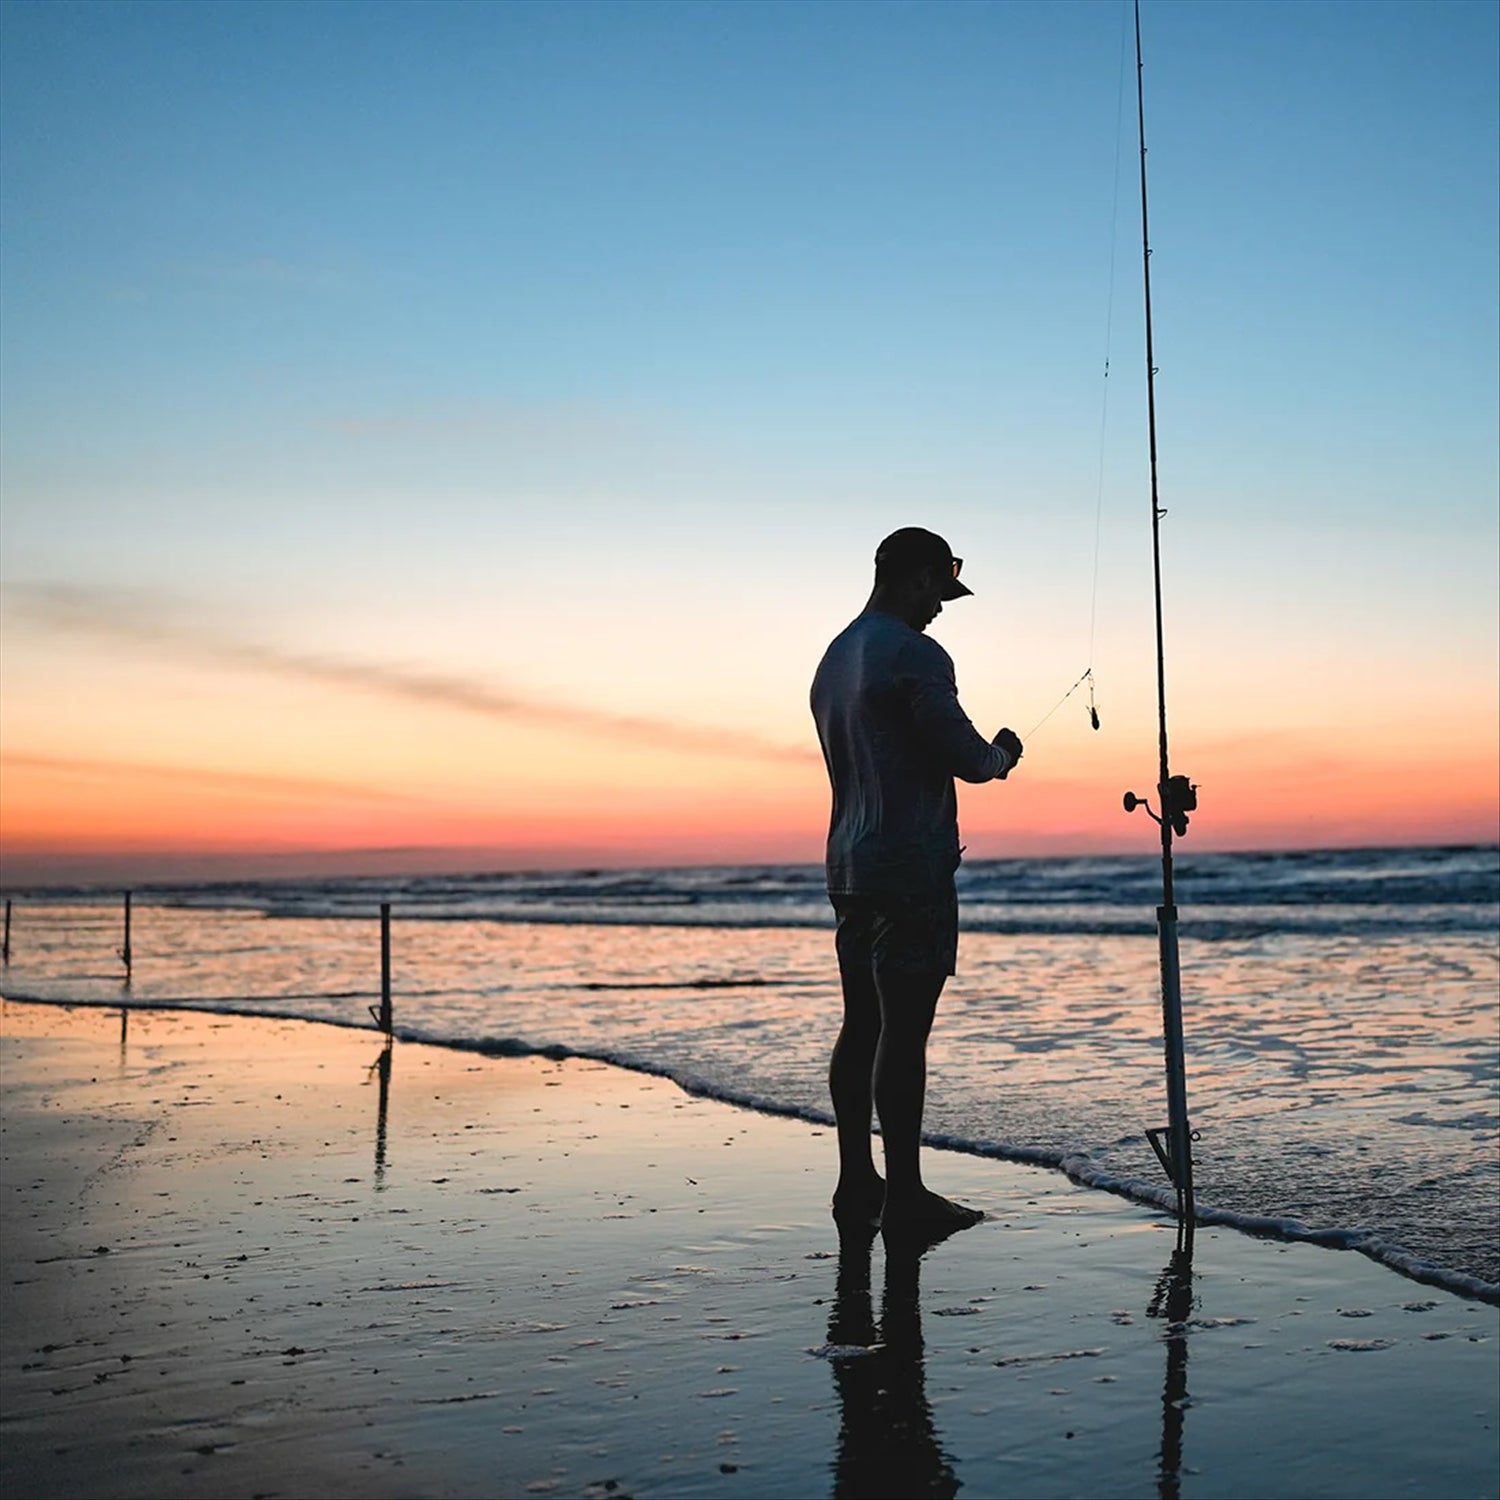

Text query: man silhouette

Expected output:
[811,528,1022,1236]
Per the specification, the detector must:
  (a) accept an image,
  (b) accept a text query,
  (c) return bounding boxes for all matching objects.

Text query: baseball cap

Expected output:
[874,527,973,599]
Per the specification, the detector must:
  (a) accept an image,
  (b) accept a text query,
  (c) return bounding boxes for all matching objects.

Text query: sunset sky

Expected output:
[2,0,1496,885]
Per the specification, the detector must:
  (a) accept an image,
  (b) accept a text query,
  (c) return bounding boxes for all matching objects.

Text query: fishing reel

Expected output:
[1123,775,1198,837]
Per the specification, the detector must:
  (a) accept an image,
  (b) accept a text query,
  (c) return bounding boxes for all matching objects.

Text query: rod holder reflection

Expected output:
[1147,1247,1196,1500]
[368,1039,393,1187]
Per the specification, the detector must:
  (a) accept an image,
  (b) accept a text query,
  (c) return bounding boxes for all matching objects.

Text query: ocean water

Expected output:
[3,844,1496,1301]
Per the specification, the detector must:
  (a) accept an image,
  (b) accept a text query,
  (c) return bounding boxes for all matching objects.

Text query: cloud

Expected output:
[0,752,426,805]
[5,583,816,767]
[305,397,743,508]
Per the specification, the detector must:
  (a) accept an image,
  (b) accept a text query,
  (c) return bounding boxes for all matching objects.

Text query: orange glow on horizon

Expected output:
[2,726,1495,887]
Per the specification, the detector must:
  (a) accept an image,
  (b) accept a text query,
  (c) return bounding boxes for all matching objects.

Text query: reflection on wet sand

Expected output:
[367,1039,392,1188]
[822,1221,1198,1499]
[827,1219,960,1499]
[1149,1248,1196,1500]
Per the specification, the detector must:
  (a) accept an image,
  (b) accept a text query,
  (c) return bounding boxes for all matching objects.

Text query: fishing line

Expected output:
[1025,666,1095,740]
[1025,9,1130,745]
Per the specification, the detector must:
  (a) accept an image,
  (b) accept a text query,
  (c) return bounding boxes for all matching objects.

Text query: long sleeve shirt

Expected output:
[810,609,1011,898]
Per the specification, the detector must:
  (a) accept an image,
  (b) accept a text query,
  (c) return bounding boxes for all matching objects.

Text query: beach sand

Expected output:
[1,998,1495,1500]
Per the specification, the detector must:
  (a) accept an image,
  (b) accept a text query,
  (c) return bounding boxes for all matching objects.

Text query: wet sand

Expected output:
[1,997,1495,1500]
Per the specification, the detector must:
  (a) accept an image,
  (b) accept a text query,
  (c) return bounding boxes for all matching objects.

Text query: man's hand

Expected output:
[994,727,1023,778]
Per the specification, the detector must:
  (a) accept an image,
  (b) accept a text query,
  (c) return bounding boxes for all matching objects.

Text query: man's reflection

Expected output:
[367,1040,393,1188]
[827,1219,959,1499]
[1148,1248,1195,1500]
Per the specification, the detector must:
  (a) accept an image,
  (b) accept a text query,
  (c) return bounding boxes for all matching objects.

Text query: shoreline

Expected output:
[5,991,1496,1308]
[2,996,1497,1500]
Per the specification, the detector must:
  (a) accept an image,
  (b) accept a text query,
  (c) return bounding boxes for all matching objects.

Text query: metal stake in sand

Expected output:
[3,898,11,964]
[119,891,133,983]
[369,902,394,1036]
[1122,0,1197,1244]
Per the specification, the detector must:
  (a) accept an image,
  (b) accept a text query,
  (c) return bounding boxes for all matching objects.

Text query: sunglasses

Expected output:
[950,557,963,580]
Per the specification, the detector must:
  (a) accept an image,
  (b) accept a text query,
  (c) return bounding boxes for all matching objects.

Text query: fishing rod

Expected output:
[1121,0,1198,1245]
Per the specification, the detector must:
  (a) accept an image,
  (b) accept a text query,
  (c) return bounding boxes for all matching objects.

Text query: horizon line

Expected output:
[2,833,1495,896]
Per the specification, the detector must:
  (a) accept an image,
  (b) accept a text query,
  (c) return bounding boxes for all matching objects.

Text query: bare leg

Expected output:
[873,966,983,1237]
[830,919,885,1218]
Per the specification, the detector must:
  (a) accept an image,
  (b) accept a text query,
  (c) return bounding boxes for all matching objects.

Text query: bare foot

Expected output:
[879,1187,984,1240]
[832,1173,885,1225]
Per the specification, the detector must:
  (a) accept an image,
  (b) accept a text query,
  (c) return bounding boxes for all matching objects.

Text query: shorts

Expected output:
[831,886,959,981]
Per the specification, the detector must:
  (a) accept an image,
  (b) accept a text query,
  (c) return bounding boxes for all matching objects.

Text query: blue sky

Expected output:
[2,0,1496,874]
